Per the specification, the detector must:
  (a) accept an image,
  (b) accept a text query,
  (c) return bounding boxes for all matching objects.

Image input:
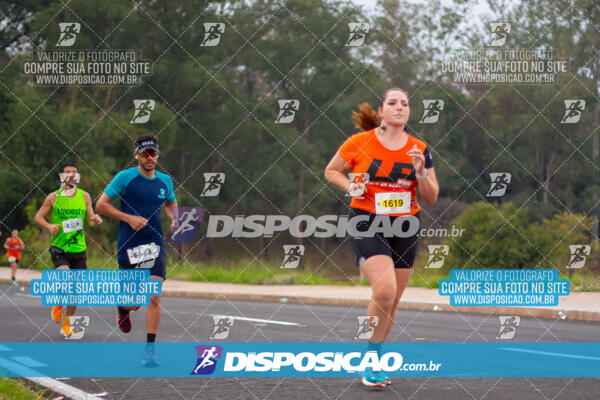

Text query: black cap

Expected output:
[135,139,159,153]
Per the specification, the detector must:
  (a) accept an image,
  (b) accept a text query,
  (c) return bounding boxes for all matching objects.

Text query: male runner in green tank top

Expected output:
[34,164,102,337]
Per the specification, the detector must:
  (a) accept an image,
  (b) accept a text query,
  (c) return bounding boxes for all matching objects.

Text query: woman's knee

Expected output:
[372,283,397,307]
[150,296,161,306]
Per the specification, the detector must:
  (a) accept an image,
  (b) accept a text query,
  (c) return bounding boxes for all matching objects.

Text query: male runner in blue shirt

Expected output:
[96,134,177,367]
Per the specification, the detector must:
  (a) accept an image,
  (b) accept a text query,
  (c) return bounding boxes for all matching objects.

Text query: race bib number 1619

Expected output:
[375,192,411,214]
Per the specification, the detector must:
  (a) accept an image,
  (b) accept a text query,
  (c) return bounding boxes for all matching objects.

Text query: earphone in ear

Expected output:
[135,154,139,160]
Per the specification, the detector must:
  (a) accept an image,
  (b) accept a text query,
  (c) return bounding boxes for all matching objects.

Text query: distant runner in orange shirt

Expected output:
[4,230,25,285]
[325,88,439,388]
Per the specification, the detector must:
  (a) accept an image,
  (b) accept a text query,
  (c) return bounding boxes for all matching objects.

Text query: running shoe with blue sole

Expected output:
[142,344,159,367]
[361,369,386,388]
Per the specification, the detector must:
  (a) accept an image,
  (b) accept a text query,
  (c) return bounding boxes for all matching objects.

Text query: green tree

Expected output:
[444,201,546,269]
[536,211,594,273]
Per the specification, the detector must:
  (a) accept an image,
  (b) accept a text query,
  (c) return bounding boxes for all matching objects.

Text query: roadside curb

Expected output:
[4,277,599,322]
[160,288,600,322]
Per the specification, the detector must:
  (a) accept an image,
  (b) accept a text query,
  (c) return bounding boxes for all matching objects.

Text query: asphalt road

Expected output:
[1,283,600,400]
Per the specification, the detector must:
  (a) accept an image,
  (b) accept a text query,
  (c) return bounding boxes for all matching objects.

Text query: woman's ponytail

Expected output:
[351,102,380,131]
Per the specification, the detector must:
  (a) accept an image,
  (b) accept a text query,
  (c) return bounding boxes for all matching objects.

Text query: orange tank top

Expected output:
[6,237,22,259]
[337,129,432,216]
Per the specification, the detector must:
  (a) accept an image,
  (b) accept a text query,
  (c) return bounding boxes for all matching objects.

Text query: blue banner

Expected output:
[29,269,161,306]
[0,342,599,378]
[439,269,569,306]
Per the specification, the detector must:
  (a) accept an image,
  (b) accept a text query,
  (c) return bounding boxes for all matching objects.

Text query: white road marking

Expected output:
[10,356,47,367]
[14,293,36,298]
[211,314,305,326]
[501,347,600,361]
[0,357,103,400]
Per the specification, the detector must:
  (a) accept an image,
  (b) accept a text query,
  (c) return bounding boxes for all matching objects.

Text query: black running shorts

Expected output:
[50,246,87,269]
[349,208,419,269]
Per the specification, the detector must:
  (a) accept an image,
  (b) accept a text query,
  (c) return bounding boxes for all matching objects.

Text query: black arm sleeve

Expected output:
[424,146,433,169]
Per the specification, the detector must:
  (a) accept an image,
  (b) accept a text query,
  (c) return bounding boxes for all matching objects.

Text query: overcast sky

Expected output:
[349,0,497,51]
[350,0,494,21]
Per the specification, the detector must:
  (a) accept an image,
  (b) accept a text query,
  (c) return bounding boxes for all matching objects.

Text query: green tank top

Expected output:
[50,188,87,252]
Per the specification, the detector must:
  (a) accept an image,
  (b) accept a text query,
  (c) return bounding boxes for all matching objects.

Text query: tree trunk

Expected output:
[103,86,114,109]
[178,152,185,262]
[258,235,265,259]
[204,238,213,258]
[593,39,600,259]
[295,169,304,269]
[542,151,557,204]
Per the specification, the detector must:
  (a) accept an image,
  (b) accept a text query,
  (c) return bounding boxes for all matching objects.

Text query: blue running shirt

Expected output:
[104,167,176,260]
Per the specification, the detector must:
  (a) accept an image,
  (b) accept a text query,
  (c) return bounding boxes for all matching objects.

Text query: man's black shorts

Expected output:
[349,208,419,269]
[49,246,87,269]
[118,250,166,280]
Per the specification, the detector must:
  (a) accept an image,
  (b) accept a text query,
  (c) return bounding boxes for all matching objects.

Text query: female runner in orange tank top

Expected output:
[325,88,439,387]
[4,229,24,285]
